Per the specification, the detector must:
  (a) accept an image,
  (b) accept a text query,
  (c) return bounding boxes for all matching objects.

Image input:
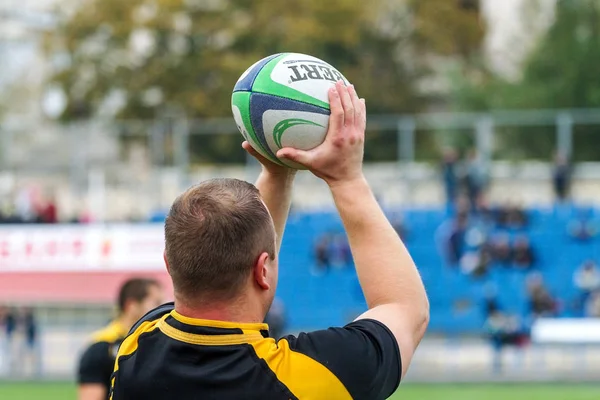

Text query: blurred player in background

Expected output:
[78,278,163,400]
[110,82,429,400]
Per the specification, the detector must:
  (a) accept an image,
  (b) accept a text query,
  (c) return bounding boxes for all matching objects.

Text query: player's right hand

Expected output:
[276,80,366,187]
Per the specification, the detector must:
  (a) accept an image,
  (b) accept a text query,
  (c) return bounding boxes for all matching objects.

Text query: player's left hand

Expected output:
[242,141,296,177]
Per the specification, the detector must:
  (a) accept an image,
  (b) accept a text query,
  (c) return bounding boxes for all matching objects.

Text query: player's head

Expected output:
[118,278,163,322]
[164,178,277,316]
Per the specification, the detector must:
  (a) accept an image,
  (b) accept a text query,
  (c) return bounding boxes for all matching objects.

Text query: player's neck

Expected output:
[174,294,266,325]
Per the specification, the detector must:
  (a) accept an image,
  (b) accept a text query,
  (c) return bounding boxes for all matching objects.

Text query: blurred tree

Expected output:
[452,0,600,160]
[410,0,484,64]
[513,0,600,110]
[407,0,486,157]
[45,0,485,161]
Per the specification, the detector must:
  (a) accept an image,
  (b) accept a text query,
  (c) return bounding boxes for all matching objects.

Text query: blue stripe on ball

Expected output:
[249,93,331,159]
[233,54,281,92]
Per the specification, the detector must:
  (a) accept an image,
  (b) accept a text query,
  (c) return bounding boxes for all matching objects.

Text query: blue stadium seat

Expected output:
[256,207,598,334]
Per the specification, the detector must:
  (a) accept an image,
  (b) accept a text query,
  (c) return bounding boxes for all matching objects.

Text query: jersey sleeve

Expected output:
[78,341,112,385]
[281,319,401,400]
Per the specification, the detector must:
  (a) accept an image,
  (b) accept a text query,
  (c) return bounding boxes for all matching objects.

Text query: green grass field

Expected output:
[0,382,598,399]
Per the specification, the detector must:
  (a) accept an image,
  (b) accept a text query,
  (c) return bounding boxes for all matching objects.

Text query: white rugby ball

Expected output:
[232,53,350,168]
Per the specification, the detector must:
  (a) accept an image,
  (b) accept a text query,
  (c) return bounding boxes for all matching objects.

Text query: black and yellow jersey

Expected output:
[78,320,128,399]
[110,303,401,400]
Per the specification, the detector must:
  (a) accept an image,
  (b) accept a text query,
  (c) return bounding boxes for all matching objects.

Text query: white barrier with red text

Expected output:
[0,224,165,272]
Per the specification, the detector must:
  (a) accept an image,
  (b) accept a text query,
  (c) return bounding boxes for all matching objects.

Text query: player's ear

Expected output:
[253,252,271,291]
[163,251,170,274]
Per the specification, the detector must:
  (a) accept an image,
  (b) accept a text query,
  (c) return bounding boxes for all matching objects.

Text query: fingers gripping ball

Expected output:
[231,53,350,169]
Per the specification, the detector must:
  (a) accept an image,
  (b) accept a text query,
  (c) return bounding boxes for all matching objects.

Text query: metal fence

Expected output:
[2,108,600,171]
[2,108,600,220]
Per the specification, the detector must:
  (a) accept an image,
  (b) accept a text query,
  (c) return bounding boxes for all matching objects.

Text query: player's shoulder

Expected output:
[282,318,399,354]
[275,319,402,400]
[79,339,112,368]
[91,322,125,345]
[82,340,111,355]
[127,302,174,336]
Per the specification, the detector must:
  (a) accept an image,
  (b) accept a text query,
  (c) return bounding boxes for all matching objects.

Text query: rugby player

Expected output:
[78,278,163,400]
[110,81,429,399]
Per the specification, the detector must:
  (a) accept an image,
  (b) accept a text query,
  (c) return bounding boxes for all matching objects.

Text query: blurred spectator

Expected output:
[313,235,332,275]
[0,196,24,223]
[553,152,571,202]
[513,236,535,270]
[441,147,459,206]
[585,291,600,318]
[496,202,528,229]
[464,149,487,211]
[474,195,496,229]
[460,248,491,277]
[38,195,58,224]
[527,273,557,318]
[567,208,599,241]
[490,234,512,267]
[22,308,40,377]
[4,307,16,343]
[573,260,600,301]
[0,186,64,224]
[264,298,286,339]
[484,311,528,373]
[454,195,471,219]
[482,283,500,318]
[15,186,37,222]
[447,213,469,265]
[0,306,6,370]
[459,218,490,277]
[0,205,20,224]
[313,233,353,273]
[506,203,528,229]
[330,234,352,269]
[4,308,17,374]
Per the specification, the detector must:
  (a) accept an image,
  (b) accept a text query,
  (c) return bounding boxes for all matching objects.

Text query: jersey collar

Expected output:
[171,310,269,332]
[163,310,272,343]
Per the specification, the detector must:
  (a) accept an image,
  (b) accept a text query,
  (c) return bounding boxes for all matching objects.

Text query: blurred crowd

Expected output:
[305,146,599,374]
[0,185,94,224]
[438,148,600,313]
[441,148,573,210]
[437,147,600,370]
[437,195,535,277]
[312,214,406,276]
[0,306,39,377]
[0,186,59,224]
[438,149,538,278]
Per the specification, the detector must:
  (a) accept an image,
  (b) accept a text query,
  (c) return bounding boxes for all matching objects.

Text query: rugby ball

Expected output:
[231,53,350,168]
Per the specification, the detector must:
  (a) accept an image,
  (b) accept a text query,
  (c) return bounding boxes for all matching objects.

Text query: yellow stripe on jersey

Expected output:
[157,318,264,345]
[109,315,167,400]
[170,310,268,332]
[250,338,353,400]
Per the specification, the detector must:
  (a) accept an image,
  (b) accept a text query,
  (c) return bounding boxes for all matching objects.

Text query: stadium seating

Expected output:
[276,205,598,334]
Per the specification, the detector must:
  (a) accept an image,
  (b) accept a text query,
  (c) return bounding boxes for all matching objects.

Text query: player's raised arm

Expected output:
[242,142,296,253]
[277,81,430,379]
